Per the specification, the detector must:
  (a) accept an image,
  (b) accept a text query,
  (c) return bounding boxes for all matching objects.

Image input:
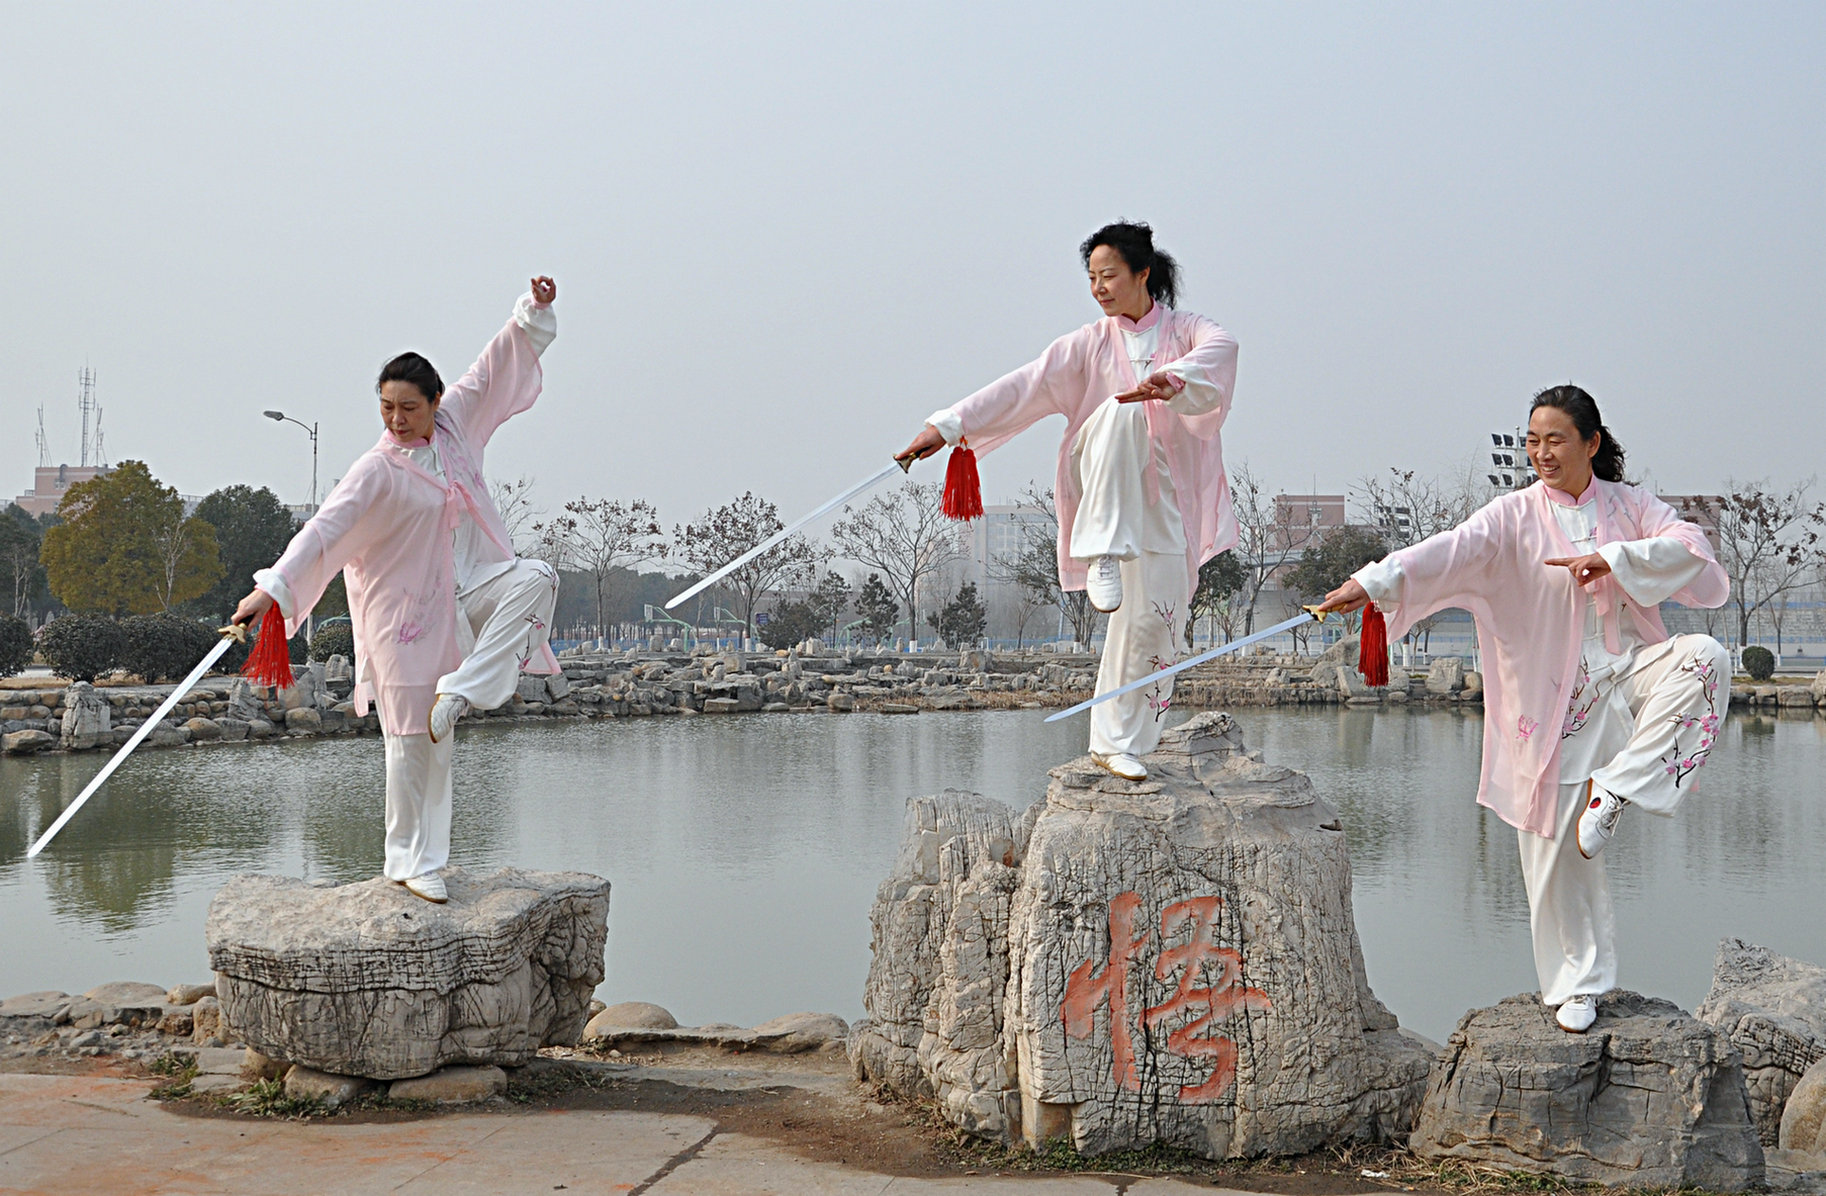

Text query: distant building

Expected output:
[12,463,112,518]
[1270,493,1346,549]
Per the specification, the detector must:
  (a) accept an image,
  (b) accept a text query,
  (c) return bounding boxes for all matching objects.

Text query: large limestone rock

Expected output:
[1425,656,1465,694]
[207,865,609,1080]
[60,681,110,749]
[854,712,1431,1160]
[1412,991,1764,1190]
[1698,939,1826,1145]
[1784,1057,1826,1161]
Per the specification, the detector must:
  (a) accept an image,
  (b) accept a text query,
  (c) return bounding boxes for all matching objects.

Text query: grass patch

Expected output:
[147,1051,199,1100]
[221,1077,326,1120]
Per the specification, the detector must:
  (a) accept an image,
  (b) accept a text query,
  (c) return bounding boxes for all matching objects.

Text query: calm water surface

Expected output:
[2,707,1821,1043]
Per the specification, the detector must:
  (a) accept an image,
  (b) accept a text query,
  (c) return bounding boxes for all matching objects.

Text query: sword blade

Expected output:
[27,632,239,859]
[1044,609,1320,723]
[664,460,907,610]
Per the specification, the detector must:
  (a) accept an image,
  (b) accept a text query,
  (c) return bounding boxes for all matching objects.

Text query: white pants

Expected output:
[381,559,558,880]
[1069,399,1192,759]
[1518,633,1730,1004]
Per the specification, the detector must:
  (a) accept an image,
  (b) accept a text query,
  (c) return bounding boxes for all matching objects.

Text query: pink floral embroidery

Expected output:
[1517,715,1538,742]
[1660,651,1721,788]
[1561,659,1598,739]
[397,622,423,645]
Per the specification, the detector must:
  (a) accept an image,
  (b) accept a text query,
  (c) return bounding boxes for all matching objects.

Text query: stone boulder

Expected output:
[1811,669,1826,706]
[2,729,55,755]
[1411,991,1764,1190]
[60,681,110,750]
[207,865,609,1080]
[1698,939,1826,1144]
[1783,1057,1826,1163]
[854,712,1431,1160]
[1425,657,1465,694]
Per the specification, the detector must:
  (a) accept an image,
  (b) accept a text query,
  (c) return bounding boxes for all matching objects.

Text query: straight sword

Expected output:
[27,625,246,859]
[665,457,913,611]
[1044,606,1326,723]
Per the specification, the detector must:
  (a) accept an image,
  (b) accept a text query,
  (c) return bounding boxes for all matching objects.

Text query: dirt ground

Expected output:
[121,1041,1537,1195]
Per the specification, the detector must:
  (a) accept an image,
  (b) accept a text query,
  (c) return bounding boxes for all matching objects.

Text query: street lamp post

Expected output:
[263,410,319,512]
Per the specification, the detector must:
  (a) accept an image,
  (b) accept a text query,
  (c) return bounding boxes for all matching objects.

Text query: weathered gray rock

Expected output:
[1412,991,1764,1190]
[584,1001,678,1037]
[752,1012,849,1054]
[388,1064,507,1103]
[1462,670,1484,696]
[63,981,169,1030]
[283,707,321,733]
[284,1065,377,1109]
[207,865,609,1080]
[1699,939,1826,1145]
[185,716,223,741]
[322,654,352,683]
[243,1046,289,1081]
[1425,657,1465,694]
[225,678,262,721]
[2,729,55,755]
[827,692,854,712]
[1783,1057,1826,1160]
[215,717,250,741]
[1810,669,1826,706]
[60,681,110,749]
[190,994,227,1044]
[855,713,1429,1160]
[0,991,68,1020]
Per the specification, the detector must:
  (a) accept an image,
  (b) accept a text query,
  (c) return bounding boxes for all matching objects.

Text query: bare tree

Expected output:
[832,481,965,648]
[489,474,544,554]
[674,492,823,642]
[1350,465,1483,653]
[536,497,666,637]
[1688,481,1823,649]
[982,484,1099,648]
[1228,462,1320,634]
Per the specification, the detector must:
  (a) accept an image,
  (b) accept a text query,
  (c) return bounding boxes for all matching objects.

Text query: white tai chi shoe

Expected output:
[401,872,448,903]
[428,693,469,744]
[1577,780,1627,860]
[1092,751,1148,781]
[1556,993,1598,1033]
[1086,555,1124,613]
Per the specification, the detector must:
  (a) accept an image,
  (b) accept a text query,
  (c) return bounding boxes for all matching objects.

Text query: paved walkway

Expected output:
[0,1074,1240,1195]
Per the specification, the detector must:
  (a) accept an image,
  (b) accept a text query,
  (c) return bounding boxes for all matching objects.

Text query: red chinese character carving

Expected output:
[1060,891,1271,1103]
[1143,895,1271,1102]
[1061,890,1150,1090]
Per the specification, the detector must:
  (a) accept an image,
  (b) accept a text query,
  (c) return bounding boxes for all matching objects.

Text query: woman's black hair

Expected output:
[377,352,443,404]
[1529,384,1626,483]
[1079,221,1180,308]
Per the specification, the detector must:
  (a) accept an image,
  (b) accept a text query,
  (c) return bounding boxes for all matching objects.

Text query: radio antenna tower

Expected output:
[77,367,99,468]
[36,405,50,467]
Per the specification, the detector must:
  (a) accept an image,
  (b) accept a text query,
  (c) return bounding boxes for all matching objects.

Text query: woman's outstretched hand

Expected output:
[1114,371,1179,403]
[1544,552,1611,586]
[1316,578,1371,614]
[895,424,947,466]
[232,588,275,627]
[530,276,557,305]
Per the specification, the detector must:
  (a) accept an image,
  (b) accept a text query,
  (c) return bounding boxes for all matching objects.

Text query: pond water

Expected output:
[2,706,1822,1044]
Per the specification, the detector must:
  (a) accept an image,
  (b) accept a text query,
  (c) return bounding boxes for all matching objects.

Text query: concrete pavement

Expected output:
[0,1073,1246,1195]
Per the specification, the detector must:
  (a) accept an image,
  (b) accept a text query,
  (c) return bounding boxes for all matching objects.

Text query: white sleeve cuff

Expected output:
[513,293,558,357]
[925,408,964,446]
[252,568,297,623]
[1598,538,1708,608]
[1162,363,1222,416]
[1353,557,1404,606]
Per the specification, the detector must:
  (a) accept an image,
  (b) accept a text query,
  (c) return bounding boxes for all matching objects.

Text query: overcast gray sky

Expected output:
[5,2,1822,535]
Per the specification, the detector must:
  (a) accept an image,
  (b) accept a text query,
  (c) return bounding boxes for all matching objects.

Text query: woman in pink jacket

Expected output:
[1319,385,1730,1033]
[898,223,1239,783]
[233,278,562,903]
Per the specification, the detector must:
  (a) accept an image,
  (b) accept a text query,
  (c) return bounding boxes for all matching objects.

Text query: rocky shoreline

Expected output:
[4,638,1822,757]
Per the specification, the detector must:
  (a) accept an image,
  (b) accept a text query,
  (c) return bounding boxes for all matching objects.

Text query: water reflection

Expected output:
[1,706,1820,1042]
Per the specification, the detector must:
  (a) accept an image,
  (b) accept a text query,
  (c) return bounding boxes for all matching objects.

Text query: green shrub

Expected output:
[0,615,32,678]
[308,622,354,662]
[119,614,219,683]
[757,600,823,650]
[1742,645,1776,681]
[38,614,124,682]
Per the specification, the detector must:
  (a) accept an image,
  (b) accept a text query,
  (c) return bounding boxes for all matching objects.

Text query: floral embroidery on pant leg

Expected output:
[1516,714,1538,743]
[1145,599,1180,722]
[1660,651,1721,788]
[1561,658,1598,739]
